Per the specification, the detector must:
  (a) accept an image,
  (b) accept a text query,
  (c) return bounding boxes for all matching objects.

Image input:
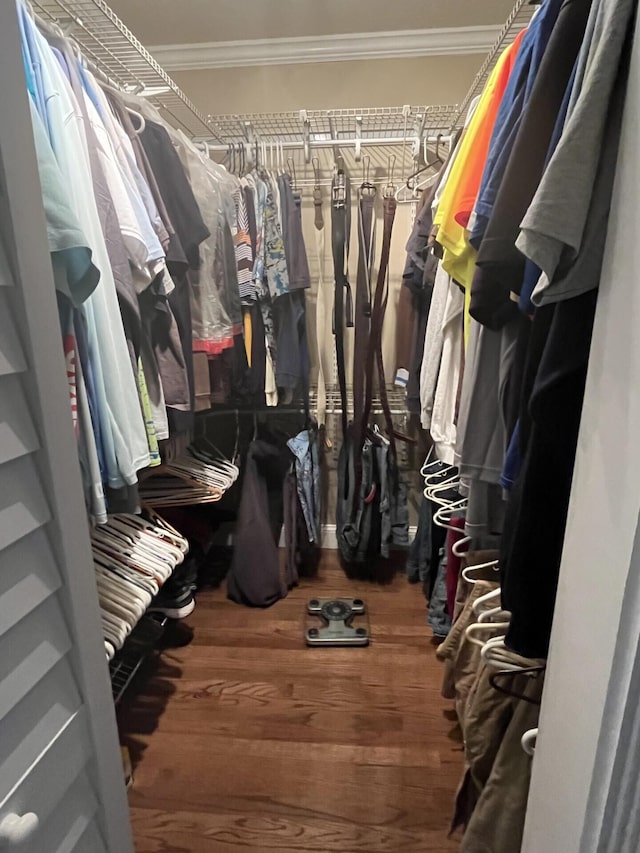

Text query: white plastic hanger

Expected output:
[462,559,500,583]
[465,620,510,648]
[478,606,511,624]
[452,535,472,557]
[433,500,468,528]
[521,728,538,756]
[473,586,502,615]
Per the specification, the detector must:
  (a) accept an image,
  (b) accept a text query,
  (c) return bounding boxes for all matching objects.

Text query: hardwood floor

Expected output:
[121,552,463,852]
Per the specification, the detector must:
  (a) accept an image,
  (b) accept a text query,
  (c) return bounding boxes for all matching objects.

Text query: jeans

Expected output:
[287,429,320,543]
[406,495,433,582]
[428,553,452,638]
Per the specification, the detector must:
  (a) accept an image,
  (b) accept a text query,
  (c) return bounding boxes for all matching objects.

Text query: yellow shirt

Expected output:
[434,29,525,340]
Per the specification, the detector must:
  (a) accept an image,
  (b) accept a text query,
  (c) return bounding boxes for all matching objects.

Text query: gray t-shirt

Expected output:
[529,17,630,307]
[516,0,635,289]
[455,315,519,484]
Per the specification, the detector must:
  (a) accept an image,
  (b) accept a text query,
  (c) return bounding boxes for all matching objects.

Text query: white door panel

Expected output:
[0,2,134,849]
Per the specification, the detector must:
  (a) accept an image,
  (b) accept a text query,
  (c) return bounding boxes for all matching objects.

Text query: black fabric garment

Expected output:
[471,0,594,330]
[249,302,267,407]
[138,283,189,409]
[503,312,533,444]
[140,121,209,270]
[274,290,310,396]
[278,173,311,290]
[227,438,291,607]
[282,469,300,589]
[500,290,597,657]
[140,120,210,433]
[168,271,198,432]
[336,434,382,573]
[497,38,632,654]
[226,331,254,406]
[244,185,258,259]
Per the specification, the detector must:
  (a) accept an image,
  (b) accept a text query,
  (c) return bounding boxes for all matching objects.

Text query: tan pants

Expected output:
[452,663,524,832]
[460,673,544,853]
[436,549,500,721]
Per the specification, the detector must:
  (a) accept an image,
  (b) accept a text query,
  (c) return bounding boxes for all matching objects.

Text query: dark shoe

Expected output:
[148,588,195,619]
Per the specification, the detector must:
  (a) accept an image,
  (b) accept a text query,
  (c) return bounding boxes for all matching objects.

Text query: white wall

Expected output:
[175,54,483,115]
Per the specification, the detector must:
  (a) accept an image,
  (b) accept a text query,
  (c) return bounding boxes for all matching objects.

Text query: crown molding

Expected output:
[149,25,500,72]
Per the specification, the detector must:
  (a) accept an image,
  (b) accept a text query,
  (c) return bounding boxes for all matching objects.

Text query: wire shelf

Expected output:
[203,105,460,149]
[31,0,211,136]
[109,613,167,704]
[310,384,408,417]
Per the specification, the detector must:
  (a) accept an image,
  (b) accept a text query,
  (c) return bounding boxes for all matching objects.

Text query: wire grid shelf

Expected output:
[31,0,212,136]
[452,0,536,125]
[310,384,408,417]
[310,385,413,469]
[109,613,167,704]
[204,105,461,147]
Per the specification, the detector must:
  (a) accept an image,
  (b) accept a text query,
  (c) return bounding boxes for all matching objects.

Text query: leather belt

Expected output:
[352,182,377,467]
[363,194,398,454]
[331,166,353,440]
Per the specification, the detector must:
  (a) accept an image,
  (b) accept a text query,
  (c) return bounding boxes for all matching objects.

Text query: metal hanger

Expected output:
[359,154,376,198]
[125,106,146,134]
[384,154,397,198]
[424,133,445,169]
[287,156,298,191]
[489,667,546,705]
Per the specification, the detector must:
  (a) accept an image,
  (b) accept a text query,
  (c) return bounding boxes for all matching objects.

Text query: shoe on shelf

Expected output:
[148,588,196,620]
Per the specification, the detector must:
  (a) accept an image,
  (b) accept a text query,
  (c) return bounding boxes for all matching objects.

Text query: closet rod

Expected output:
[205,136,433,153]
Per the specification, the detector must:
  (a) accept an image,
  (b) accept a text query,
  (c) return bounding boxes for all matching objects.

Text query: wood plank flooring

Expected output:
[120,553,463,852]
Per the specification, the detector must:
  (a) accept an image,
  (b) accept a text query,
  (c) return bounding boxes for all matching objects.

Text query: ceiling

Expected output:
[109,0,520,46]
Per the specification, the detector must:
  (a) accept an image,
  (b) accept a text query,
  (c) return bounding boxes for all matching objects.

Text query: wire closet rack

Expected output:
[31,0,537,156]
[204,104,459,153]
[199,0,538,157]
[31,0,212,136]
[451,0,537,125]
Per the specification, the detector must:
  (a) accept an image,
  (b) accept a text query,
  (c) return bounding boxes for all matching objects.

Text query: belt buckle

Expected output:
[332,173,346,209]
[360,182,376,199]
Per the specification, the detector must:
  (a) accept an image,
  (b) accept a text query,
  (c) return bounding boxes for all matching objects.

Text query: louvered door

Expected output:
[0,3,133,851]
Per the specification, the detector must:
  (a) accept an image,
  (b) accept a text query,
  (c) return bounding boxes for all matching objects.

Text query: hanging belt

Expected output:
[314,184,330,426]
[352,183,377,465]
[331,168,352,439]
[353,187,376,413]
[347,193,397,524]
[363,195,398,454]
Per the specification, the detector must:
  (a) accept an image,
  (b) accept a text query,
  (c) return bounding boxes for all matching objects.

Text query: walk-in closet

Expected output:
[1,0,639,850]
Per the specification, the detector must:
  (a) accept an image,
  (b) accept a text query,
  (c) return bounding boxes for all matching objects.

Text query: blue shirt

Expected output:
[470,0,565,249]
